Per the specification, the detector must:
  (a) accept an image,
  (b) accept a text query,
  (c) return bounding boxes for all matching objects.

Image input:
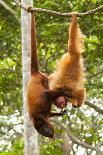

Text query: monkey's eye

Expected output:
[42,78,49,88]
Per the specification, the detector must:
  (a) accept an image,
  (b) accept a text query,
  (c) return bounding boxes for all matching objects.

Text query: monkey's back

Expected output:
[49,53,85,91]
[27,73,49,119]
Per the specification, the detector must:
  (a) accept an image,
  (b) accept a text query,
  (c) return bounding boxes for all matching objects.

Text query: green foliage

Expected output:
[40,139,64,155]
[0,138,24,155]
[0,2,22,115]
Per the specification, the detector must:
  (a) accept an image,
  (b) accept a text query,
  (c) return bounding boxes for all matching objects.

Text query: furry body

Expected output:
[49,13,86,107]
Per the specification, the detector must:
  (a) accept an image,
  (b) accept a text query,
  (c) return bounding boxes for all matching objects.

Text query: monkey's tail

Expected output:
[68,13,84,56]
[30,12,39,74]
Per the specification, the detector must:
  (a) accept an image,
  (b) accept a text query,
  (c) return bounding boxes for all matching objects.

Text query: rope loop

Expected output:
[26,6,33,13]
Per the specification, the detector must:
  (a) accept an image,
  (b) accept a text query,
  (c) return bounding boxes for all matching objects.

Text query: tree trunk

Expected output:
[21,0,39,154]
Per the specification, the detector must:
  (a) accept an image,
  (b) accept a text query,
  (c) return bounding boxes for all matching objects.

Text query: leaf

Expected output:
[91,0,97,4]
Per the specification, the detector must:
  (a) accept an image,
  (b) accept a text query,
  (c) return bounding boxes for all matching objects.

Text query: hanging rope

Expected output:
[14,0,103,16]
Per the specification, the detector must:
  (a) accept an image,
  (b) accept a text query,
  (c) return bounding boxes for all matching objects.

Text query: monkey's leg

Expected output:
[33,114,54,138]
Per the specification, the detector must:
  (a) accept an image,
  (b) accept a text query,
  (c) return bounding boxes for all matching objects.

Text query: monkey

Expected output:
[49,12,86,108]
[26,7,72,138]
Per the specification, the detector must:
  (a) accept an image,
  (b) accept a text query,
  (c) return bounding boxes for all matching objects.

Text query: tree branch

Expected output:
[0,0,19,22]
[53,120,102,153]
[89,69,103,79]
[85,101,103,115]
[14,0,103,16]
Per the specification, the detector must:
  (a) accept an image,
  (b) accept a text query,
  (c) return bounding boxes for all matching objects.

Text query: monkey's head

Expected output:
[54,96,67,109]
[34,117,54,138]
[37,122,54,138]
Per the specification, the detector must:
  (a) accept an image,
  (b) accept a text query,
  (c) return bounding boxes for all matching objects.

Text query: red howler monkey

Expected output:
[49,13,86,108]
[26,7,71,138]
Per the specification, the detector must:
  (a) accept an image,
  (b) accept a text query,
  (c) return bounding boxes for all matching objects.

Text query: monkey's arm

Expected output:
[43,90,73,100]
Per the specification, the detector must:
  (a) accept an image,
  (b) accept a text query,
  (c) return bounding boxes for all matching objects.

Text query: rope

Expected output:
[14,0,103,16]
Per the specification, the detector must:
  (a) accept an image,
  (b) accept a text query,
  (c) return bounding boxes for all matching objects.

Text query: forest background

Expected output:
[0,0,103,155]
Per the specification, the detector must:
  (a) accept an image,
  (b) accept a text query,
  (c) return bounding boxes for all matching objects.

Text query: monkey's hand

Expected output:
[60,110,66,115]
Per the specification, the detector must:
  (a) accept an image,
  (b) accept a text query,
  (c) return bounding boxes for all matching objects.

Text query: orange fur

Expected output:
[26,10,54,138]
[49,13,86,107]
[27,72,49,119]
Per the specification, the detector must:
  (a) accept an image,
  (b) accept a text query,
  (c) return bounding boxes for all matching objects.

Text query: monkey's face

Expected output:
[55,96,67,109]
